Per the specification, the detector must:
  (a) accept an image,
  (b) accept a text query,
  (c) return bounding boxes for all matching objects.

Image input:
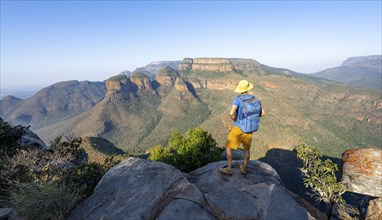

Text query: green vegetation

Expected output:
[108,74,128,82]
[130,72,148,79]
[0,118,25,163]
[148,127,222,172]
[157,66,179,77]
[295,144,346,218]
[0,119,120,219]
[10,59,380,159]
[9,182,81,220]
[81,137,127,163]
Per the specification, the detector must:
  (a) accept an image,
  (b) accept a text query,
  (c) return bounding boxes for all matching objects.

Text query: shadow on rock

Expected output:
[258,148,368,214]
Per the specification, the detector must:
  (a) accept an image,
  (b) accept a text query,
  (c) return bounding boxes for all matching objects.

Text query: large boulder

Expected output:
[69,158,317,220]
[366,197,382,220]
[342,148,382,197]
[0,208,18,220]
[17,127,50,151]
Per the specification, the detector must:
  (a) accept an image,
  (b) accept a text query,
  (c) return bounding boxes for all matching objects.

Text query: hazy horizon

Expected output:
[1,1,381,89]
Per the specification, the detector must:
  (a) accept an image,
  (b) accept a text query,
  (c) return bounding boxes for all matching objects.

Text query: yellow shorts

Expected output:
[225,126,253,150]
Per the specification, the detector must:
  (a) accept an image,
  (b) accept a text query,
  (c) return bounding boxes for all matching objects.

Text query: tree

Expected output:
[295,144,346,219]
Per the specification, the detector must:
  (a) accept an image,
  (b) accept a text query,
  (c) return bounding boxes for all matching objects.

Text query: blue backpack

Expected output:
[237,95,262,133]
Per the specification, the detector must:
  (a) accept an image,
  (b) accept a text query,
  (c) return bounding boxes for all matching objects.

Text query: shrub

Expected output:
[0,126,120,216]
[0,118,25,163]
[65,156,120,197]
[149,127,222,172]
[9,182,81,220]
[148,145,173,164]
[50,136,87,165]
[295,144,346,218]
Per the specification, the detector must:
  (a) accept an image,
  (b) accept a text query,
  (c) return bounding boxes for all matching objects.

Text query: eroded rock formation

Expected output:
[156,66,179,87]
[105,78,134,96]
[179,58,235,72]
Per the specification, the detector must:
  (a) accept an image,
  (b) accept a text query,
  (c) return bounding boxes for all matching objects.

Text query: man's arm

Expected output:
[260,106,265,117]
[229,105,238,121]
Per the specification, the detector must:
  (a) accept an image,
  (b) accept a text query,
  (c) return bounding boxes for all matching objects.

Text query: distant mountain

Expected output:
[120,60,181,79]
[18,57,380,160]
[0,80,106,128]
[312,55,382,90]
[0,87,41,99]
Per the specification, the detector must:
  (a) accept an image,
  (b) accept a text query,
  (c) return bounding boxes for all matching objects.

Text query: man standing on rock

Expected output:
[219,80,264,175]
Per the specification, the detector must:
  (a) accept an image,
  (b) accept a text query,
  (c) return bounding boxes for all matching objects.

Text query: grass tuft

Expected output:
[9,182,81,220]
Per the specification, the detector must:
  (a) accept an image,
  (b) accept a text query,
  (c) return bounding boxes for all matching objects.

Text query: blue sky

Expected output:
[1,0,381,89]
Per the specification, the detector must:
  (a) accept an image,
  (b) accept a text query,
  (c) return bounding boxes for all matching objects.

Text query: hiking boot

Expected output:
[219,167,233,175]
[239,164,248,175]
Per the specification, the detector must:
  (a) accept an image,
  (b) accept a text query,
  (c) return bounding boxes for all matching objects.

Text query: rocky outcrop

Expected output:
[130,73,153,91]
[69,158,316,220]
[142,61,181,77]
[342,148,382,197]
[18,127,50,151]
[188,78,238,91]
[230,58,261,72]
[179,58,235,72]
[173,77,196,100]
[105,77,134,96]
[106,74,154,98]
[0,208,18,220]
[342,55,382,67]
[312,55,382,90]
[174,77,188,92]
[366,197,382,220]
[156,66,179,87]
[178,58,193,71]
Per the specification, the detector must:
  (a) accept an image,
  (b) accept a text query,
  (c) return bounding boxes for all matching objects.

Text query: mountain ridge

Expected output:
[1,57,381,159]
[311,55,381,90]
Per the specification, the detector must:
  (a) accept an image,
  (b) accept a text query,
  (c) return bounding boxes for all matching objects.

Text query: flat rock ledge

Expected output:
[69,158,316,220]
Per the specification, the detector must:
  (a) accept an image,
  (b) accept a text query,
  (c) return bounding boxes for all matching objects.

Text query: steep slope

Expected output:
[312,55,382,90]
[0,80,106,128]
[35,68,211,153]
[204,76,380,157]
[120,60,181,79]
[81,136,127,162]
[24,58,382,158]
[177,58,381,157]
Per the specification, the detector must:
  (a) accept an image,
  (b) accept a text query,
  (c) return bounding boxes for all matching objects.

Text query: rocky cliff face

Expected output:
[342,55,382,68]
[178,58,193,71]
[106,74,154,99]
[230,58,261,71]
[342,148,382,197]
[130,75,153,91]
[69,158,319,220]
[105,78,134,97]
[189,78,238,91]
[179,58,235,72]
[312,55,382,90]
[156,66,179,88]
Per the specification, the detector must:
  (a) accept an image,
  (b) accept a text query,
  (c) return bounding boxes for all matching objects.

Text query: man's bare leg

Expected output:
[243,149,250,170]
[226,147,233,170]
